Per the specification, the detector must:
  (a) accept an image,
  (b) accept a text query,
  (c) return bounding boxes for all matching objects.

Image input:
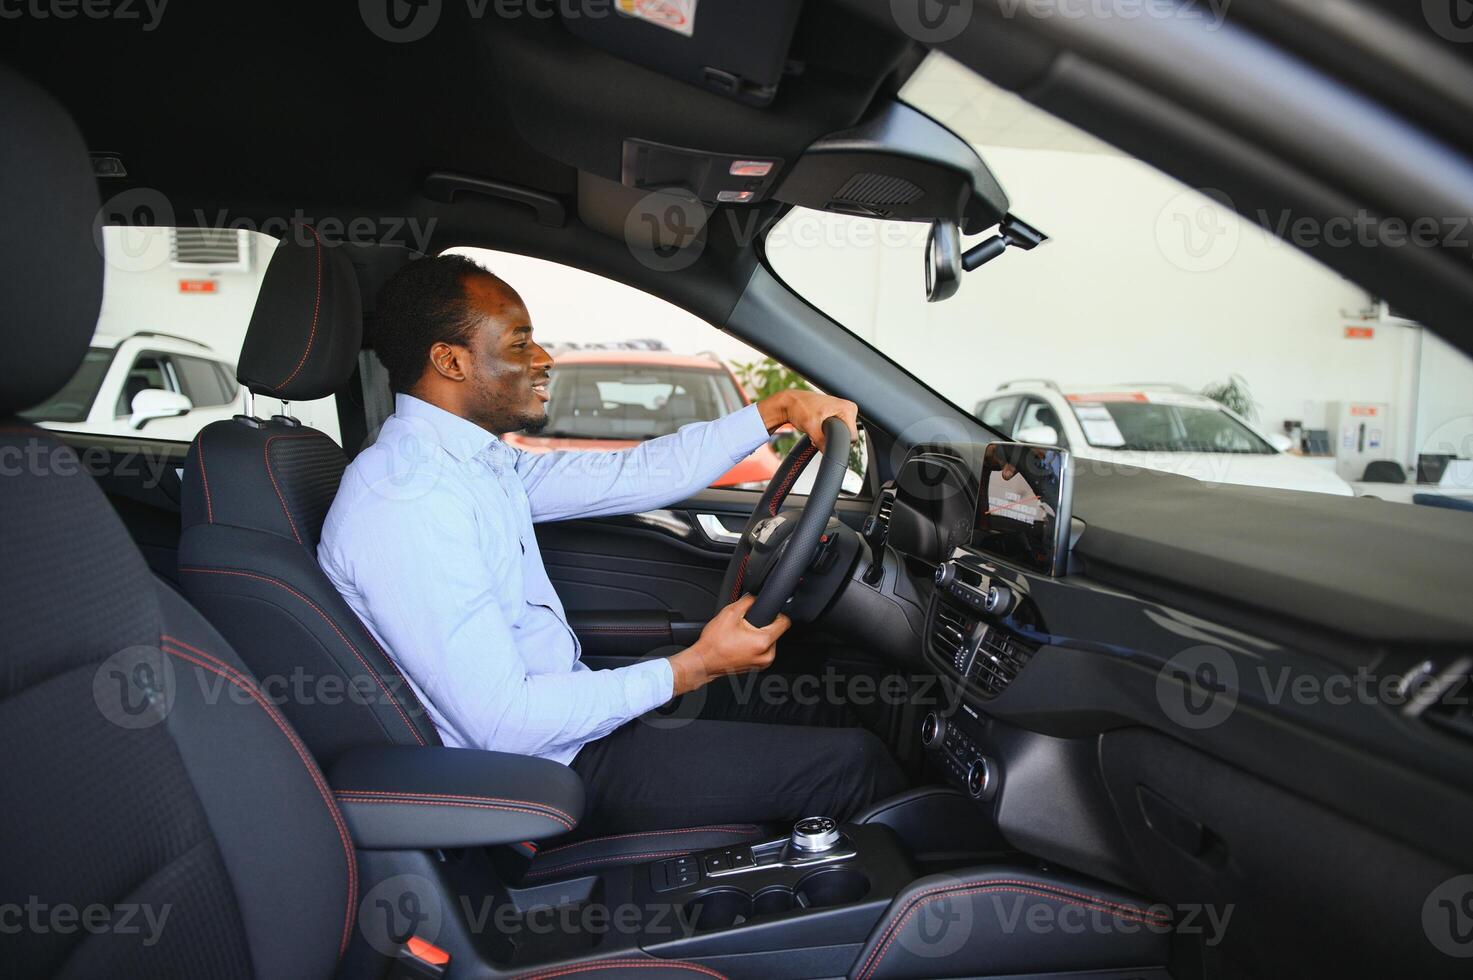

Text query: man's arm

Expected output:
[516,390,859,523]
[336,492,676,758]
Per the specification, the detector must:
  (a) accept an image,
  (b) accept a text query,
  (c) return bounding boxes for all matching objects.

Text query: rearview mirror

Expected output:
[130,388,192,430]
[925,221,962,303]
[1016,424,1060,446]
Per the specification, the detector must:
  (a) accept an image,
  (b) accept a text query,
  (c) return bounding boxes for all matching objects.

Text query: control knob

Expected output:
[791,816,841,852]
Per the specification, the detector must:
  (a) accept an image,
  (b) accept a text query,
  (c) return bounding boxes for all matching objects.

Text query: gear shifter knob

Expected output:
[791,816,840,853]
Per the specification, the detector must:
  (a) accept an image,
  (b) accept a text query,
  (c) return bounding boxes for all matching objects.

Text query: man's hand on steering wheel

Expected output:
[756,390,859,451]
[668,595,792,696]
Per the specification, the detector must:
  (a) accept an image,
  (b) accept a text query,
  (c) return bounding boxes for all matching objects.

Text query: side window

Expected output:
[1014,398,1069,448]
[23,227,340,444]
[444,246,868,494]
[978,396,1021,433]
[174,354,234,407]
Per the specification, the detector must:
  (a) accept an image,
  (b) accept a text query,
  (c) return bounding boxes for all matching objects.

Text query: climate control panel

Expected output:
[921,706,999,803]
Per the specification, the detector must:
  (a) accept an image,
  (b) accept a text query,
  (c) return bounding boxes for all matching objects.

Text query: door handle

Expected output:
[696,513,742,544]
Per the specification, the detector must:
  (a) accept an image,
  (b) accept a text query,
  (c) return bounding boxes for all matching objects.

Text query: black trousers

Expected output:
[569,674,909,838]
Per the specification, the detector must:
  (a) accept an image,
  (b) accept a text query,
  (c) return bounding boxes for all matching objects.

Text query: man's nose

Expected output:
[532,343,554,371]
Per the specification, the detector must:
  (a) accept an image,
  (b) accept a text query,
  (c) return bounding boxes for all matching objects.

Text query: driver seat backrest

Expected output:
[0,66,354,978]
[177,231,441,763]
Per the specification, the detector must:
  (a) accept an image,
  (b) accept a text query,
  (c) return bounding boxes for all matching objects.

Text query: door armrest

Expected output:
[328,745,584,850]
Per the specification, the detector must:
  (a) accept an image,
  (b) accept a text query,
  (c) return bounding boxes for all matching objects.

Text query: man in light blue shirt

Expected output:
[320,255,906,835]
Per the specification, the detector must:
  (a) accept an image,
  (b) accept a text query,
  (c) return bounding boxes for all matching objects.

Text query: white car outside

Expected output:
[22,331,341,443]
[24,332,247,441]
[975,382,1355,496]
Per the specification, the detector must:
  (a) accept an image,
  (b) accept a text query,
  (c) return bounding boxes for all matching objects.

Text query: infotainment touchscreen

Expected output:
[972,442,1074,576]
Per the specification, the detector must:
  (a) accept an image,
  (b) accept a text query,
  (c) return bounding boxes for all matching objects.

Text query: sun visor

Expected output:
[560,0,805,106]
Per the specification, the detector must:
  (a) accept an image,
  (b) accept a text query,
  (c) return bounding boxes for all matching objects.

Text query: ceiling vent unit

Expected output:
[170,227,253,273]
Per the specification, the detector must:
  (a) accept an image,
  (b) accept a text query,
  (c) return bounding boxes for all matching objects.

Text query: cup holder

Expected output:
[751,886,797,917]
[796,868,870,908]
[685,889,753,931]
[684,870,870,931]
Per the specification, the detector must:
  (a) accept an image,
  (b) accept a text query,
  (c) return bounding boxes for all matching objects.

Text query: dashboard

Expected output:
[822,439,1473,978]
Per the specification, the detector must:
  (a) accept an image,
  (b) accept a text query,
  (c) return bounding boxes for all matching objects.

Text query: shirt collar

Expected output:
[393,393,500,463]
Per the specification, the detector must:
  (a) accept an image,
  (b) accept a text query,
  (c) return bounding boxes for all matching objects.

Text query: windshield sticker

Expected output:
[1071,405,1126,446]
[616,0,698,37]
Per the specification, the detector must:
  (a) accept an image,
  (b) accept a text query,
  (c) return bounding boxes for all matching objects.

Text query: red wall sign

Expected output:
[178,279,217,294]
[1344,326,1374,339]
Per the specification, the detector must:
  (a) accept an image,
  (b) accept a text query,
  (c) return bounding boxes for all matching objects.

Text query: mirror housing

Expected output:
[776,102,1009,232]
[1016,424,1060,446]
[130,388,192,430]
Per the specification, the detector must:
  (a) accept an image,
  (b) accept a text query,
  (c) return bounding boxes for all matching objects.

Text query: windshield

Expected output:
[1072,399,1274,453]
[541,363,745,440]
[20,346,113,423]
[765,53,1473,499]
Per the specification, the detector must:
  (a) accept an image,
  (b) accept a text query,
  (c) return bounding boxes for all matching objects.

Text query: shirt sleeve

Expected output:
[333,489,675,759]
[516,403,771,523]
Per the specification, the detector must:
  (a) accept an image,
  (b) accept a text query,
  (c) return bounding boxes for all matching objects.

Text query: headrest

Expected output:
[237,227,363,401]
[0,67,104,417]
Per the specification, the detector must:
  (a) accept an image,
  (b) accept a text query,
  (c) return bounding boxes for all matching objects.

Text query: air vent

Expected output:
[169,227,253,272]
[930,602,975,675]
[966,625,1035,699]
[875,483,895,529]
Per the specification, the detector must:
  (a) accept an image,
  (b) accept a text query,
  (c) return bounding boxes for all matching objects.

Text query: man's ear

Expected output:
[427,341,468,382]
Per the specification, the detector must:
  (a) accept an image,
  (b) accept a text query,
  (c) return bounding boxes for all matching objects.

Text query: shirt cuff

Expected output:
[619,655,676,717]
[715,403,771,463]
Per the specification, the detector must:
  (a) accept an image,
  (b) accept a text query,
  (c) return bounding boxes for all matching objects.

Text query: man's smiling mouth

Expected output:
[532,379,550,402]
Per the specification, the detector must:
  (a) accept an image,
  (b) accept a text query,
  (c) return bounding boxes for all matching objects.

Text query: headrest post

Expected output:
[243,388,256,418]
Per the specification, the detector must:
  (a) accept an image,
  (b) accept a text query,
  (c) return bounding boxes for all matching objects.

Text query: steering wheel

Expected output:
[717,416,852,627]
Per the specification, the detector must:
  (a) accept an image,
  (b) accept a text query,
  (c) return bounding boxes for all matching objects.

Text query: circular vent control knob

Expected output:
[934,563,955,588]
[966,759,992,800]
[920,711,946,748]
[791,816,841,852]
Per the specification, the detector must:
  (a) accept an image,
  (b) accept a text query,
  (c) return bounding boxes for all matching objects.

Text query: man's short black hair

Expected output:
[372,254,499,393]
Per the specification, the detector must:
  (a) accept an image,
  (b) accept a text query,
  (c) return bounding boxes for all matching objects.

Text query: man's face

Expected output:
[458,274,554,435]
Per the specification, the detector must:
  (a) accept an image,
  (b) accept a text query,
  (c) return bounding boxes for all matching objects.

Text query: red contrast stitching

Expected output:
[263,435,305,544]
[769,444,817,516]
[729,553,749,602]
[334,794,573,831]
[330,788,576,828]
[160,636,356,958]
[275,224,323,392]
[857,878,1169,980]
[512,959,726,980]
[177,567,425,746]
[536,825,760,858]
[196,433,214,524]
